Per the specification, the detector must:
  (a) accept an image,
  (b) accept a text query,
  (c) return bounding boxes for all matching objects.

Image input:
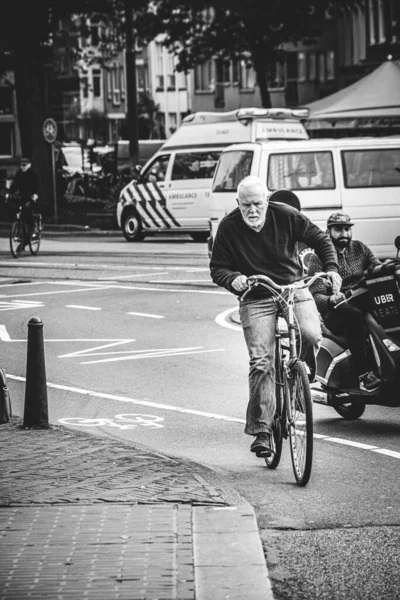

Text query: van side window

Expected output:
[342,149,400,188]
[171,151,221,180]
[267,152,335,190]
[212,150,253,192]
[141,155,170,183]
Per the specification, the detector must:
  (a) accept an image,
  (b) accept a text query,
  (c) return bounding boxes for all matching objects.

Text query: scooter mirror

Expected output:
[395,235,400,250]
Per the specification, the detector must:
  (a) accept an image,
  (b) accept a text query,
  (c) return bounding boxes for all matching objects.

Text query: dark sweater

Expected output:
[308,239,381,316]
[210,203,338,297]
[10,168,39,201]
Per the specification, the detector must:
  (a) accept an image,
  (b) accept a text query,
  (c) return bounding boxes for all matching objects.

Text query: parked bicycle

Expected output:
[241,271,328,486]
[9,194,42,258]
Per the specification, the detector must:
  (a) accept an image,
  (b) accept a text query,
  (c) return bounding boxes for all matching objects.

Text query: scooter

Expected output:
[312,236,400,419]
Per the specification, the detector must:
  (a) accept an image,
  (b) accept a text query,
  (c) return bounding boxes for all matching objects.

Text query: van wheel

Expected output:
[190,232,209,243]
[122,212,145,242]
[299,247,314,274]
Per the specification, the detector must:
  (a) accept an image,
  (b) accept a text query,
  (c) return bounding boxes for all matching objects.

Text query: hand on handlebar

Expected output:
[326,271,342,294]
[31,194,38,201]
[329,292,346,307]
[232,275,248,292]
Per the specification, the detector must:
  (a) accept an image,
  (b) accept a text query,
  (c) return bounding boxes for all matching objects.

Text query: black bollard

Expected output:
[23,317,49,429]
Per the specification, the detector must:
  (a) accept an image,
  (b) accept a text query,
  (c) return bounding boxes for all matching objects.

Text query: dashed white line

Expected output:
[66,305,102,311]
[126,311,165,319]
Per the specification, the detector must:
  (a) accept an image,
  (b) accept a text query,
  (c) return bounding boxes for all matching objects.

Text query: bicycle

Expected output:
[9,200,42,259]
[241,271,328,487]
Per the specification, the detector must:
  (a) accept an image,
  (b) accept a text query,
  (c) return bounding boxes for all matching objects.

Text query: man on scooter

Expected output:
[308,212,381,392]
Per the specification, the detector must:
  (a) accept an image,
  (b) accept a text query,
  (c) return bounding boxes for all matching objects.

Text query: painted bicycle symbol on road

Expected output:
[58,413,164,430]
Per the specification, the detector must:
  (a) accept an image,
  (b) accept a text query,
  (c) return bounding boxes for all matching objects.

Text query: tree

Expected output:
[134,0,334,108]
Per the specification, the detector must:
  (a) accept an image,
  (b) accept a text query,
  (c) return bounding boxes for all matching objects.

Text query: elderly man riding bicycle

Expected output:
[209,176,341,458]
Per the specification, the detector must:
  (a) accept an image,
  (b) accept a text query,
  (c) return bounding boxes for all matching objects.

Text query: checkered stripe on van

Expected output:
[121,182,181,230]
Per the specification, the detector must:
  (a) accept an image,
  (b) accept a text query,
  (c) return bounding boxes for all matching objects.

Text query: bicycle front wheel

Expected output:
[288,359,313,486]
[28,224,41,255]
[10,221,22,258]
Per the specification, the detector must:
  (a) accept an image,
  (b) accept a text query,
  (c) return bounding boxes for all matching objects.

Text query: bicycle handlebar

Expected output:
[241,272,328,301]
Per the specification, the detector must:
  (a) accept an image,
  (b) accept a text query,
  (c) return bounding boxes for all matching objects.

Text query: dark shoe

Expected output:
[250,432,275,458]
[359,371,380,392]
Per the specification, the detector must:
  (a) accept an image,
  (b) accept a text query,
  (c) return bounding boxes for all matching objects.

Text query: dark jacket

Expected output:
[210,203,338,297]
[10,168,39,202]
[308,239,380,316]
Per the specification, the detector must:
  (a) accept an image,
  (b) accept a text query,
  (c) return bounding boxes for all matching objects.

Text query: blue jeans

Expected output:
[239,287,322,436]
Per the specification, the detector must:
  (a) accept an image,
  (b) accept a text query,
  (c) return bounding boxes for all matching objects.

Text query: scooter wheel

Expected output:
[331,397,366,420]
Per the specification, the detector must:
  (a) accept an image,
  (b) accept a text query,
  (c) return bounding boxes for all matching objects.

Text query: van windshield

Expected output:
[267,151,335,190]
[342,148,400,187]
[213,150,253,192]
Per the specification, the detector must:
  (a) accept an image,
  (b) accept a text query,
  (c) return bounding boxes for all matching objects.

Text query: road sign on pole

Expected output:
[42,118,58,224]
[43,118,58,144]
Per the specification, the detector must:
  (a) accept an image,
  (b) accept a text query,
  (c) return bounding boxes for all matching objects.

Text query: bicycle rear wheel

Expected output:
[10,221,22,258]
[288,359,313,486]
[28,224,41,255]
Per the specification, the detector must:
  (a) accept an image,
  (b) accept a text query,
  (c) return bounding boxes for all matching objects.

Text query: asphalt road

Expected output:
[1,232,399,599]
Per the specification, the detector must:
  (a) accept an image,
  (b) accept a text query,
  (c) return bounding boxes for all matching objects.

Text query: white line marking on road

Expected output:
[81,347,225,365]
[7,374,245,423]
[372,448,400,459]
[126,311,165,319]
[100,272,169,280]
[148,279,212,283]
[59,340,136,358]
[66,305,102,311]
[0,286,111,299]
[215,307,242,331]
[100,284,228,295]
[6,373,400,459]
[322,437,379,450]
[12,299,43,304]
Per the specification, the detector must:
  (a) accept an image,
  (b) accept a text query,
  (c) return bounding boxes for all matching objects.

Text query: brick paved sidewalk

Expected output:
[0,417,273,600]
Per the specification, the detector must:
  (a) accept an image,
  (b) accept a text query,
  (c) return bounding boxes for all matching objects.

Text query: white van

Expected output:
[208,137,400,259]
[116,108,309,242]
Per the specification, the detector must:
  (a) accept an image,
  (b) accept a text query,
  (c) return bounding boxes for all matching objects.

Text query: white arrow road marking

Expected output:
[81,347,225,365]
[126,311,165,319]
[0,325,11,341]
[59,340,136,358]
[66,305,102,311]
[0,300,45,311]
[6,373,400,460]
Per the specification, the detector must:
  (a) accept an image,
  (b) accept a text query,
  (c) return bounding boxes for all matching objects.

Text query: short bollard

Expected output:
[23,317,49,429]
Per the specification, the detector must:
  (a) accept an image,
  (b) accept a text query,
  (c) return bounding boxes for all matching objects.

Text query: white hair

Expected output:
[237,176,268,200]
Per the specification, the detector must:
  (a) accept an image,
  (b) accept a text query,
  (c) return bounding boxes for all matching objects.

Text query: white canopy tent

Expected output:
[303,58,400,131]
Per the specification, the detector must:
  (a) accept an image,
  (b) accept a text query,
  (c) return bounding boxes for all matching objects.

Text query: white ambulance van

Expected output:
[116,108,309,242]
[208,136,400,260]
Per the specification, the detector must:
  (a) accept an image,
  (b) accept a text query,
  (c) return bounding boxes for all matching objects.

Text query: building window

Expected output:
[106,69,112,100]
[81,75,89,99]
[137,65,147,91]
[368,0,377,44]
[268,59,285,89]
[92,69,101,97]
[297,52,307,82]
[326,51,335,80]
[0,122,13,156]
[120,65,125,100]
[239,61,256,90]
[232,60,240,85]
[112,64,120,105]
[167,53,176,89]
[216,60,230,85]
[194,60,213,91]
[91,25,100,46]
[378,0,386,42]
[308,52,316,81]
[176,71,186,90]
[0,87,13,114]
[318,53,326,84]
[155,42,164,90]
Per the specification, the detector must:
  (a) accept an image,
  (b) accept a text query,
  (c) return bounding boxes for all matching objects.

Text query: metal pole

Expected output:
[51,144,58,224]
